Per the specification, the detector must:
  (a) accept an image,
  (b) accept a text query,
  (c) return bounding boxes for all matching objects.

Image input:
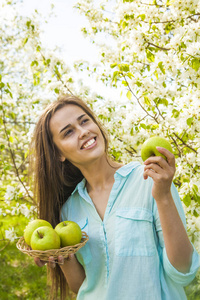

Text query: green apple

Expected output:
[141,136,173,162]
[24,219,53,246]
[55,221,82,247]
[30,226,61,250]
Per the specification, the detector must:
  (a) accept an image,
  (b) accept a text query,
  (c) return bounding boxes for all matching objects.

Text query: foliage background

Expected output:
[0,0,200,299]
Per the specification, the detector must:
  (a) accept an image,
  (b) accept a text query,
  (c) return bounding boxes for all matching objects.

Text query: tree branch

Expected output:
[145,40,171,51]
[173,132,197,153]
[39,50,74,95]
[0,91,34,202]
[123,74,159,123]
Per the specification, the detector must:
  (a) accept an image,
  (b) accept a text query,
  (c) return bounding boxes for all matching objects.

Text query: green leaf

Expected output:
[187,117,193,127]
[127,72,134,79]
[54,88,59,94]
[193,184,198,193]
[10,112,15,119]
[23,37,29,45]
[31,60,39,67]
[172,109,180,118]
[138,14,146,21]
[154,70,158,79]
[165,23,174,34]
[36,45,41,52]
[122,80,128,86]
[144,96,151,105]
[158,62,166,74]
[126,90,132,100]
[151,124,159,130]
[190,58,200,71]
[9,136,14,143]
[112,71,120,82]
[26,20,31,28]
[140,123,147,129]
[136,80,142,87]
[118,63,129,72]
[183,194,191,207]
[130,127,134,135]
[146,50,155,62]
[110,63,117,69]
[0,82,5,89]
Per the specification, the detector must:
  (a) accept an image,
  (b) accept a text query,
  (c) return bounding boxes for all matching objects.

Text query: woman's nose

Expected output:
[78,127,90,139]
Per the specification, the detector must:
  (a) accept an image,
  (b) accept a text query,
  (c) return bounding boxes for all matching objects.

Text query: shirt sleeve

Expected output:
[154,182,200,286]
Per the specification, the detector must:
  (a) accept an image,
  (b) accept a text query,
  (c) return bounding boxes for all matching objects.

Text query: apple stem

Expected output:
[37,230,43,239]
[63,222,67,226]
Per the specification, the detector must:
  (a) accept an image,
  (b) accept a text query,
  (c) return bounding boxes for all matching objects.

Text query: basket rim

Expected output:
[16,231,89,254]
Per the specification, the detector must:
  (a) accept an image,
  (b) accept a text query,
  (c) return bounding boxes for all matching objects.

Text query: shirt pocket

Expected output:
[76,217,92,265]
[115,208,156,256]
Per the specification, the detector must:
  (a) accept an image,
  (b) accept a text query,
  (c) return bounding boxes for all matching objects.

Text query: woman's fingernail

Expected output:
[58,256,64,264]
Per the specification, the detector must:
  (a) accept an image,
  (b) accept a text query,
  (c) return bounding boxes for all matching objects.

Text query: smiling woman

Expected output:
[29,94,112,298]
[29,94,200,300]
[49,104,105,166]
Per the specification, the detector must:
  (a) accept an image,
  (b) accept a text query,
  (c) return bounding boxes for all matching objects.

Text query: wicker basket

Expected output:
[16,231,89,262]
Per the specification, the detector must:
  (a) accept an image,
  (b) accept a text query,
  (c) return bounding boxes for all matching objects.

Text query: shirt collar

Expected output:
[71,161,141,195]
[114,161,141,177]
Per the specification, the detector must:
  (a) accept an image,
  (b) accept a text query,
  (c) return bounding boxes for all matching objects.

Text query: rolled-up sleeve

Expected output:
[163,245,200,286]
[154,182,200,285]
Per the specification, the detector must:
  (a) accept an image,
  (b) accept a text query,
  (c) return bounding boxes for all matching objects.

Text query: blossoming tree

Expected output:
[1,0,200,298]
[0,0,75,243]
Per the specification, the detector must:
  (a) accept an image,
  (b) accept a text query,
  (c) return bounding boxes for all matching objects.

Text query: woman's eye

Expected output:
[81,118,89,125]
[64,129,73,136]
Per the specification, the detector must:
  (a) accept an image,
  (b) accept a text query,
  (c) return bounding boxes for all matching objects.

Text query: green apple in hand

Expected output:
[55,221,82,247]
[30,226,61,250]
[24,219,53,246]
[141,136,173,162]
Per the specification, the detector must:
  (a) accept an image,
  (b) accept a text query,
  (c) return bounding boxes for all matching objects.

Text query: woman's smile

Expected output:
[81,137,97,150]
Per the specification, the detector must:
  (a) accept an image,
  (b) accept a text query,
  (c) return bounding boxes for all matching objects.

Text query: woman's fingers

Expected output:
[34,256,56,268]
[58,255,64,265]
[34,257,46,267]
[144,147,175,167]
[34,254,76,268]
[48,256,56,268]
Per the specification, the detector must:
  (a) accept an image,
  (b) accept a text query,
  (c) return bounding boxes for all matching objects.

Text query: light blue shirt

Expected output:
[61,162,200,300]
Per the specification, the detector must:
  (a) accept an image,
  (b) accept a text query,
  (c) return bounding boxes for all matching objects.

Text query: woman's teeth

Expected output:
[83,138,95,149]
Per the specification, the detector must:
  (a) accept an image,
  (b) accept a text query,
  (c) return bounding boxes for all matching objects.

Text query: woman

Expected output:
[31,94,199,300]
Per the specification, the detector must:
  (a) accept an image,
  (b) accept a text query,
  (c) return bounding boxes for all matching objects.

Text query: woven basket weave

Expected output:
[16,231,88,262]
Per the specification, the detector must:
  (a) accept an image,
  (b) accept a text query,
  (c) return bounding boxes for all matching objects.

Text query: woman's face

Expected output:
[49,104,106,168]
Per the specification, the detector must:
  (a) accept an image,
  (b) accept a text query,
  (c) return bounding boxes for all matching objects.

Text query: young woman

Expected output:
[31,94,199,300]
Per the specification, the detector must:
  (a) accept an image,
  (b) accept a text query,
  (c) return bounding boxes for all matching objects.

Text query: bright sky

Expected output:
[21,0,121,101]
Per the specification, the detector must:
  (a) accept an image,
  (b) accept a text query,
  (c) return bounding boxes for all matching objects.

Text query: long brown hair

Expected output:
[29,94,109,299]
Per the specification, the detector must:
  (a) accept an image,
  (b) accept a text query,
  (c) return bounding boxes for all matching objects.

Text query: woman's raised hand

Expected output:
[143,147,176,201]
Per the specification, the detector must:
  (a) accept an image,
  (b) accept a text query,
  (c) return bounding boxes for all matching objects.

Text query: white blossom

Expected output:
[5,227,17,242]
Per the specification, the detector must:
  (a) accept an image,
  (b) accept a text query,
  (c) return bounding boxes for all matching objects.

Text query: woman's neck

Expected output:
[79,156,123,193]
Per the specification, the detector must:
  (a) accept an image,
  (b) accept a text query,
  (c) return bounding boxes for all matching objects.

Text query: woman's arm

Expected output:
[58,254,86,294]
[34,254,85,294]
[143,147,193,273]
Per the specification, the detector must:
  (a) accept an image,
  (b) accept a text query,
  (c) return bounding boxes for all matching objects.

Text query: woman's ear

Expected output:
[60,154,65,162]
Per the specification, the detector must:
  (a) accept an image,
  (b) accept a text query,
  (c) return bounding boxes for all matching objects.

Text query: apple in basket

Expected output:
[30,226,61,251]
[24,219,53,246]
[55,221,82,247]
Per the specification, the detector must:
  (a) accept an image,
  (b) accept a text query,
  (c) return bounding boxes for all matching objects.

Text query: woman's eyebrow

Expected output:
[59,114,86,134]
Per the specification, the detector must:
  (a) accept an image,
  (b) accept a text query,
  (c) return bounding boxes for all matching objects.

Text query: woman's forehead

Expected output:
[49,105,87,134]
